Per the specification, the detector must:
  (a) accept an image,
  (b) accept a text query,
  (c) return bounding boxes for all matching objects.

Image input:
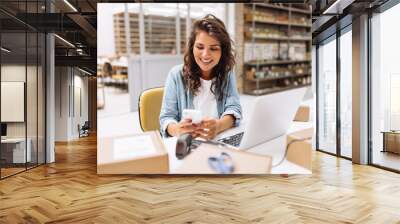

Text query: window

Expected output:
[317,35,337,155]
[371,3,400,171]
[339,27,352,158]
[390,74,400,130]
[0,1,46,179]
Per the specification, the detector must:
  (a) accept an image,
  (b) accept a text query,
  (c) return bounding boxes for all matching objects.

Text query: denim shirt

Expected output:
[159,64,242,137]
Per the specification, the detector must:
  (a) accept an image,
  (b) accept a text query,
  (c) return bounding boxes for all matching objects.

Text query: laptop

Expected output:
[217,87,307,150]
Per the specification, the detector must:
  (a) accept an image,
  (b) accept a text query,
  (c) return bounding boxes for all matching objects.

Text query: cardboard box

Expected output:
[286,128,313,171]
[174,144,272,174]
[97,131,169,174]
[294,105,310,122]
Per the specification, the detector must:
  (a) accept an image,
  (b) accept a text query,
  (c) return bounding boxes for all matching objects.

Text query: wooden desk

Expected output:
[381,131,400,154]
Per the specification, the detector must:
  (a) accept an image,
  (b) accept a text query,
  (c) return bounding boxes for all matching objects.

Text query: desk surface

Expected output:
[164,123,311,174]
[98,94,313,174]
[98,118,312,174]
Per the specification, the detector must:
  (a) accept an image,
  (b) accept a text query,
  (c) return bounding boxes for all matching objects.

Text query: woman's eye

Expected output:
[210,48,219,51]
[196,46,203,50]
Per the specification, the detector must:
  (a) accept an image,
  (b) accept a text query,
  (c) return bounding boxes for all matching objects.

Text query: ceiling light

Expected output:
[78,67,93,76]
[323,0,354,15]
[54,34,75,48]
[76,49,85,55]
[1,47,11,53]
[63,0,78,12]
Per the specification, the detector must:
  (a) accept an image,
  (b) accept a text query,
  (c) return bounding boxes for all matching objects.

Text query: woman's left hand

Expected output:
[195,118,221,141]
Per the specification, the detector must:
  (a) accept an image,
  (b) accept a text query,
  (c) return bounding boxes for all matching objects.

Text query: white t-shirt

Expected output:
[193,78,219,120]
[162,78,219,134]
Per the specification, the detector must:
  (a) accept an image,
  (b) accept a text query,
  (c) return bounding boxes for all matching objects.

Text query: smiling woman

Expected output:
[159,14,242,140]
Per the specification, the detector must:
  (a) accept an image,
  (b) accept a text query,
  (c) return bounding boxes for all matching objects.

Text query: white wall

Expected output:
[55,67,89,141]
[128,55,183,111]
[1,65,26,81]
[226,3,235,40]
[72,74,89,138]
[55,67,70,141]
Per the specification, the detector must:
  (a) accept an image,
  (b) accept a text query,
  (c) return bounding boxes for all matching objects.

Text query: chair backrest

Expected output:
[138,87,164,132]
[82,121,90,130]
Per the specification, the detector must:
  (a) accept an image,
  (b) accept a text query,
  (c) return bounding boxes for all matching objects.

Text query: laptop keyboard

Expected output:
[218,132,244,147]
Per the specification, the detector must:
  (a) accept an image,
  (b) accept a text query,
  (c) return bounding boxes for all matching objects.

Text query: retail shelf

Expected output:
[244,60,311,66]
[249,3,311,15]
[244,16,311,28]
[247,73,311,82]
[244,84,311,96]
[114,12,193,55]
[245,32,311,41]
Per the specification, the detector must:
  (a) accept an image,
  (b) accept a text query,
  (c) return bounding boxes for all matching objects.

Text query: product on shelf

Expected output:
[291,14,311,26]
[290,29,310,39]
[244,42,279,62]
[289,43,307,60]
[242,3,312,95]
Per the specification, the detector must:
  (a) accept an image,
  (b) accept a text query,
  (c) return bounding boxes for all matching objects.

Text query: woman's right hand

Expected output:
[167,119,199,137]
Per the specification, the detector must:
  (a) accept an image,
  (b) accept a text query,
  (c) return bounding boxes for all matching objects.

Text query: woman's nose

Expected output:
[202,48,211,57]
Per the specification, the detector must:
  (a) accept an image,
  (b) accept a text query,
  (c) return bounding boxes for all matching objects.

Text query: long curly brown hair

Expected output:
[183,14,235,101]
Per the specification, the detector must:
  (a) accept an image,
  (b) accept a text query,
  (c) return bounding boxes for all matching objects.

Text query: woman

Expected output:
[159,14,242,140]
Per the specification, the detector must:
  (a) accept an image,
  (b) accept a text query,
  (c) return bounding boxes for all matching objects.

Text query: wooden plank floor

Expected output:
[1,135,400,223]
[1,167,26,178]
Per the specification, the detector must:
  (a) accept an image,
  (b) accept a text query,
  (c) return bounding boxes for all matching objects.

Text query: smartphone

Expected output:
[182,109,202,124]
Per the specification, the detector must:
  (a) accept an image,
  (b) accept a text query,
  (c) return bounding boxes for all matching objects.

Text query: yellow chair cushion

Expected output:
[139,87,164,132]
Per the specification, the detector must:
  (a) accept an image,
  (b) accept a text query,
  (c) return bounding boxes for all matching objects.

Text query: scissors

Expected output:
[208,152,235,174]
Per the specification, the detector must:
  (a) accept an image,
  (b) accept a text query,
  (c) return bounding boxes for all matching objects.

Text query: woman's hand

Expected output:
[195,115,235,141]
[195,118,221,141]
[167,119,200,137]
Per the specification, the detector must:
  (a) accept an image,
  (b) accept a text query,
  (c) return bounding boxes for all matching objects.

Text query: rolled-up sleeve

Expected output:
[159,69,180,137]
[221,72,242,127]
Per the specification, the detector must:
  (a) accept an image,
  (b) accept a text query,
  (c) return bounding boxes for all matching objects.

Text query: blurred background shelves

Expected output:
[241,3,312,96]
[249,84,311,96]
[251,3,311,15]
[114,12,189,55]
[245,59,311,66]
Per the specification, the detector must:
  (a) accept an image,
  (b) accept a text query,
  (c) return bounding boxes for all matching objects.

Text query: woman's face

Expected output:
[193,31,222,77]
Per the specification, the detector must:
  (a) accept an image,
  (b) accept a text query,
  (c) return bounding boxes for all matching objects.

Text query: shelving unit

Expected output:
[251,84,311,96]
[246,73,310,82]
[242,3,312,95]
[245,59,311,66]
[114,13,189,55]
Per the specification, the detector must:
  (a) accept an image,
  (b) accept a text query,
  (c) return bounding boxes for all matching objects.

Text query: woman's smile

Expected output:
[193,31,222,78]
